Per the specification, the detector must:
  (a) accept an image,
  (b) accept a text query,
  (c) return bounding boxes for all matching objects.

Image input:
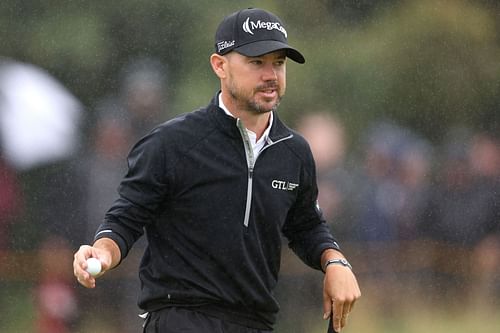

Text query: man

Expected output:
[73,8,360,333]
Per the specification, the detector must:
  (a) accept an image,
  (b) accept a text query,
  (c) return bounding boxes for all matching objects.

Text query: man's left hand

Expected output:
[322,251,361,332]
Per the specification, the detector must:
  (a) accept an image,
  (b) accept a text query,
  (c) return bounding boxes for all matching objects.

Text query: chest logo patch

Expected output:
[271,179,299,191]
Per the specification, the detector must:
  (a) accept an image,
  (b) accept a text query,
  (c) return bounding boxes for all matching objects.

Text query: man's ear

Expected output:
[210,53,227,79]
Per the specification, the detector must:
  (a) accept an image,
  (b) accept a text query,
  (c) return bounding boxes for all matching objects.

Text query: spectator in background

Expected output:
[421,129,500,301]
[352,121,432,319]
[355,122,403,244]
[391,133,432,241]
[84,99,133,240]
[118,56,170,141]
[77,56,170,333]
[355,121,431,244]
[296,112,355,241]
[84,56,169,240]
[419,128,500,302]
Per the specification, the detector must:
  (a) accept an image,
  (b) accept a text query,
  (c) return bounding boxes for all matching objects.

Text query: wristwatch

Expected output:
[323,258,352,272]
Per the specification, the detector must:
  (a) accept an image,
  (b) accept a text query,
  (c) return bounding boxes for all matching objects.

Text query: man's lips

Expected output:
[259,89,276,95]
[256,86,278,98]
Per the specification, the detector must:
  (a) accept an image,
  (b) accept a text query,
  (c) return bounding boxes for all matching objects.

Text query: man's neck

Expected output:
[219,92,271,141]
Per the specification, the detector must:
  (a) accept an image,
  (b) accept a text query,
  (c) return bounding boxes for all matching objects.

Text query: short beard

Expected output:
[246,95,281,114]
[228,80,282,114]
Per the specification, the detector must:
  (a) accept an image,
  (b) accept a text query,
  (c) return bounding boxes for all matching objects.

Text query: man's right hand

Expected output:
[73,238,120,288]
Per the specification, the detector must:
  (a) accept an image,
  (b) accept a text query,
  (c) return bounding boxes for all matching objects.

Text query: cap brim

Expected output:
[235,40,305,64]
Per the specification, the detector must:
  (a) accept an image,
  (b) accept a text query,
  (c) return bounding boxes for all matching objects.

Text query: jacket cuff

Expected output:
[93,230,129,265]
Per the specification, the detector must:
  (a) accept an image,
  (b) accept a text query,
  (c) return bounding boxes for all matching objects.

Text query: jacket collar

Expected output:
[207,92,294,142]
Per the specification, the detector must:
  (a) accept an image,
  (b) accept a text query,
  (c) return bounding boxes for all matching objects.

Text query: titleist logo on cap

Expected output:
[217,40,235,52]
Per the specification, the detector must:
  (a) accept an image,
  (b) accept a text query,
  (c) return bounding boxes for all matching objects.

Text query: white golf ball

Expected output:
[86,257,102,277]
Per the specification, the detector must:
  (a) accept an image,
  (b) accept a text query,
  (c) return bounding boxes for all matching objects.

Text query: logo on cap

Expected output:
[217,40,235,52]
[242,17,288,38]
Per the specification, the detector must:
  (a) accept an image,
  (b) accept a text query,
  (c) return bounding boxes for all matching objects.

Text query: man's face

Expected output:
[223,50,287,114]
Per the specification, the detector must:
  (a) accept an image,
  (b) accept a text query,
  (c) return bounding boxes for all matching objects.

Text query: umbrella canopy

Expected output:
[0,60,82,170]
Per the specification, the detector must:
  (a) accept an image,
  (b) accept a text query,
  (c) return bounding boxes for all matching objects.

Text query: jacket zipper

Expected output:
[237,119,255,227]
[236,119,293,227]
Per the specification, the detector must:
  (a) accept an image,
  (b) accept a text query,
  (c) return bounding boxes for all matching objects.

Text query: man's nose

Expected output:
[262,63,278,81]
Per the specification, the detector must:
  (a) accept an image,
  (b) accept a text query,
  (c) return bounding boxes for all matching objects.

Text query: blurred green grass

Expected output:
[0,282,34,333]
[2,279,499,333]
[274,284,500,333]
[328,288,500,333]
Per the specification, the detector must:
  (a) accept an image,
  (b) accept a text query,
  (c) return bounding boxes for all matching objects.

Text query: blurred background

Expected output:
[0,0,499,332]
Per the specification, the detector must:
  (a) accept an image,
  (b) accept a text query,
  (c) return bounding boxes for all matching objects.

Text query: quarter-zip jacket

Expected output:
[95,94,341,329]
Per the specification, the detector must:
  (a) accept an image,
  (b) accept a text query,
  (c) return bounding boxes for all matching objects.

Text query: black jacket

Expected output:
[95,94,340,329]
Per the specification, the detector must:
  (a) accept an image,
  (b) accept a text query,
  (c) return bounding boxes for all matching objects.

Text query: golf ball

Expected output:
[86,257,102,276]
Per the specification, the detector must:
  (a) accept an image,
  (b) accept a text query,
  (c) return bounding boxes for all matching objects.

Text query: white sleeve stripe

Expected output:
[95,229,114,237]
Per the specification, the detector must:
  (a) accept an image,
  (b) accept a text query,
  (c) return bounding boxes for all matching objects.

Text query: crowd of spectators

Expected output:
[295,113,500,315]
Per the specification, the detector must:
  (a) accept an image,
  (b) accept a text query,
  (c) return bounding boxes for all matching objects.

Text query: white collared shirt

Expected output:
[218,93,273,160]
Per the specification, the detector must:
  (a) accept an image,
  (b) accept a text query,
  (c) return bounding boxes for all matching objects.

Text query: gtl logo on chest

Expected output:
[272,180,299,191]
